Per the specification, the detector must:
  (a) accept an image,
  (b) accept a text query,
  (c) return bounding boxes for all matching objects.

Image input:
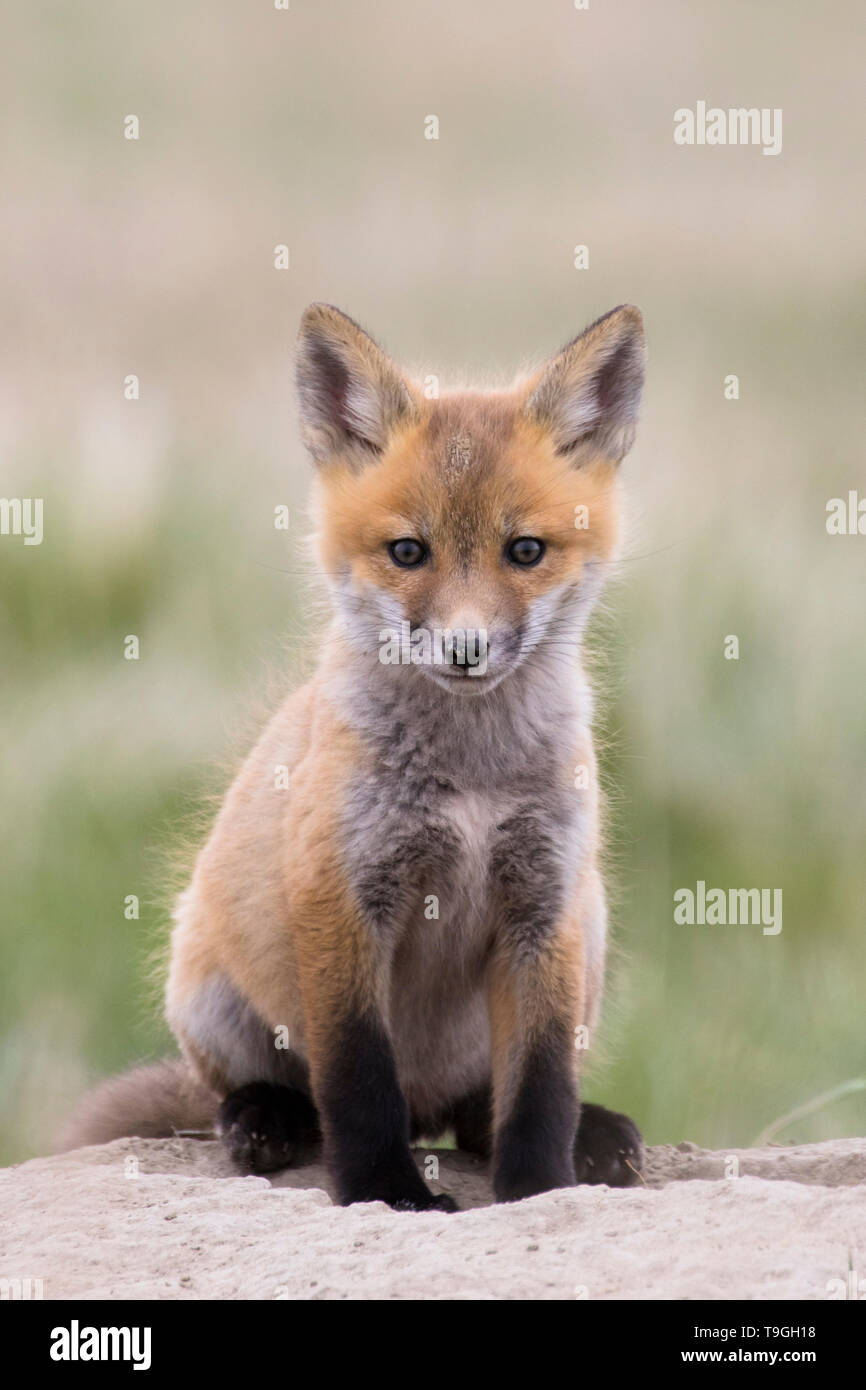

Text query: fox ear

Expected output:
[525,305,646,464]
[296,304,417,464]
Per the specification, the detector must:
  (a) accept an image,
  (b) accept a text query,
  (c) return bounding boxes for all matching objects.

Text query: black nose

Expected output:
[446,637,471,669]
[443,631,488,670]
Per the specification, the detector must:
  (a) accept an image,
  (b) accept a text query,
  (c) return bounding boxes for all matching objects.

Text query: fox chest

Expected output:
[341,774,579,951]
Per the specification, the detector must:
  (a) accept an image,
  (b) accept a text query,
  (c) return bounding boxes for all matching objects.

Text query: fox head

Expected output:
[297,303,645,695]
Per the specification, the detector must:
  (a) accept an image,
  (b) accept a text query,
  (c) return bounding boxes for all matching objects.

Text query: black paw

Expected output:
[217,1082,320,1175]
[335,1160,459,1212]
[392,1191,459,1213]
[574,1101,644,1187]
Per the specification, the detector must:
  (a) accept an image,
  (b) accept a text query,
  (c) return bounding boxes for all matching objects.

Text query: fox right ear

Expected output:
[525,305,646,465]
[296,304,417,465]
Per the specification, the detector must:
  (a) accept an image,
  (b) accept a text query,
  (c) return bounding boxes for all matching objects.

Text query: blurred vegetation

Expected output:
[1,0,864,1163]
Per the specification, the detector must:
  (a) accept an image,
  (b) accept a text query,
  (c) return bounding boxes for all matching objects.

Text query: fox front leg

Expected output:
[487,806,584,1202]
[296,925,456,1212]
[316,1008,457,1211]
[488,945,582,1202]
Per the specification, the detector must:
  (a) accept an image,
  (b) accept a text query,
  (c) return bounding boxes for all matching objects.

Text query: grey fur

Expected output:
[326,587,598,1118]
[181,973,311,1096]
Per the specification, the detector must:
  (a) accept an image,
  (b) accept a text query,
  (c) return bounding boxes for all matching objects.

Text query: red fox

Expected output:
[63,303,646,1210]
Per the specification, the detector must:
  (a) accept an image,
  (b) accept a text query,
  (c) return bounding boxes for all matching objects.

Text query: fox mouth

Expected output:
[425,666,508,695]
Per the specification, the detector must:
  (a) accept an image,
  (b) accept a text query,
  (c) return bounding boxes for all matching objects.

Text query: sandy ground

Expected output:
[1,1136,864,1300]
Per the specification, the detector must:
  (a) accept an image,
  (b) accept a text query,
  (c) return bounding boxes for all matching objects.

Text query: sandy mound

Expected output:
[1,1136,864,1300]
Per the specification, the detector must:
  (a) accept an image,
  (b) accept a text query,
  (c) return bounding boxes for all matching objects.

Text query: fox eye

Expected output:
[388,537,428,568]
[507,536,545,567]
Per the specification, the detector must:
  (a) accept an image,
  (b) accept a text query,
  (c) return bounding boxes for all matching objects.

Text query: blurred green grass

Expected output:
[1,0,864,1163]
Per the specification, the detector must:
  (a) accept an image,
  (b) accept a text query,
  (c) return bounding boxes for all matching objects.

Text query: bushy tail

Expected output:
[58,1059,219,1151]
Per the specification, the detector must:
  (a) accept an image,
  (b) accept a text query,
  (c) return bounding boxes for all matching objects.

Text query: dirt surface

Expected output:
[1,1136,864,1300]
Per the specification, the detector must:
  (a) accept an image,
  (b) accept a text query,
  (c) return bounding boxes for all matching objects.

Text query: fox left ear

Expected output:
[296,303,417,466]
[525,305,646,464]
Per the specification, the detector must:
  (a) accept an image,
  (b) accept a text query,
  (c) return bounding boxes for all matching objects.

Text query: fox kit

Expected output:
[64,303,646,1210]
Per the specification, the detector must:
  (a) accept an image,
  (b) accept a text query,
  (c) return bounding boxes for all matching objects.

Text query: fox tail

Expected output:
[58,1059,219,1151]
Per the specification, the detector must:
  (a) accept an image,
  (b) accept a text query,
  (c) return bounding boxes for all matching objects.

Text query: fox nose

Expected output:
[442,625,489,672]
[444,632,470,668]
